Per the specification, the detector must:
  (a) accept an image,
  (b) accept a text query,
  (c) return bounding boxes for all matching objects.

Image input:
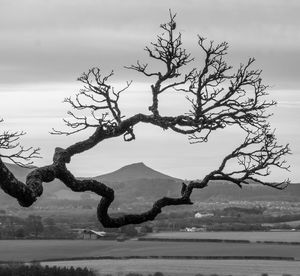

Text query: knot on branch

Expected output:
[53,147,71,164]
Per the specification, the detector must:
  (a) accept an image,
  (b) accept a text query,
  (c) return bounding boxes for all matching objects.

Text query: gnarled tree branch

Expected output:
[0,12,291,228]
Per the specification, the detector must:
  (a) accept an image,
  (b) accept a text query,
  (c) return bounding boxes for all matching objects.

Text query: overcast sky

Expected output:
[0,0,299,182]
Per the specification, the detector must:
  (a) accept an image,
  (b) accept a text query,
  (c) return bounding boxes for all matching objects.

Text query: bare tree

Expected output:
[0,119,40,167]
[0,12,290,227]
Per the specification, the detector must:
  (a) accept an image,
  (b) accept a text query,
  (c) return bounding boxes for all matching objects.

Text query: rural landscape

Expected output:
[1,162,300,275]
[1,0,300,275]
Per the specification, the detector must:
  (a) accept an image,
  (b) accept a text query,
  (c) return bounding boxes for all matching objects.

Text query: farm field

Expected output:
[146,231,300,242]
[0,239,300,262]
[42,259,300,276]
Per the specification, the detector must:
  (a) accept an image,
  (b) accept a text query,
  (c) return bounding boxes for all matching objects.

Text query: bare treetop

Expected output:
[0,12,291,227]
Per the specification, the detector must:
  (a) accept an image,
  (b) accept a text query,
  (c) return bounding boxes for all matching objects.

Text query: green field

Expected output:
[1,239,300,262]
[42,259,300,276]
[146,231,300,242]
[2,238,300,275]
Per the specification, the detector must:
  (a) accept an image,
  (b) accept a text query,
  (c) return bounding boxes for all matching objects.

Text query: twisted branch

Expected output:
[0,12,291,228]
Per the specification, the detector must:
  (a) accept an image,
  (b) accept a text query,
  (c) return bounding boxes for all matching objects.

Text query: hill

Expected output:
[190,181,300,202]
[92,162,181,202]
[93,163,300,203]
[94,162,180,183]
[1,162,300,205]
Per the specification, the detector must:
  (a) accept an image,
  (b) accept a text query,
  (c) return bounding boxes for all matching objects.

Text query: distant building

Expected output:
[194,212,214,218]
[82,229,106,239]
[71,228,119,240]
[184,227,206,232]
[72,229,107,240]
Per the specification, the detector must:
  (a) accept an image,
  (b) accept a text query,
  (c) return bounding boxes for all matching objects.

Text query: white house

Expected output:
[81,229,106,240]
[194,212,214,218]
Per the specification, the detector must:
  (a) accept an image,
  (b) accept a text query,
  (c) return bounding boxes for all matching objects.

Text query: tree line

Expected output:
[0,264,95,276]
[0,214,75,239]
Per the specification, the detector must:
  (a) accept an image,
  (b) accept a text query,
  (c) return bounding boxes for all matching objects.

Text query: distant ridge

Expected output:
[1,162,300,203]
[94,162,180,182]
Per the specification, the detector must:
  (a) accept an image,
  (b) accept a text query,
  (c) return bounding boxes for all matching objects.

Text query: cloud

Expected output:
[0,0,299,88]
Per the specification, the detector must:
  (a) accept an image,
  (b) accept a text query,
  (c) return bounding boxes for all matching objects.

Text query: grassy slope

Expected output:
[42,259,300,276]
